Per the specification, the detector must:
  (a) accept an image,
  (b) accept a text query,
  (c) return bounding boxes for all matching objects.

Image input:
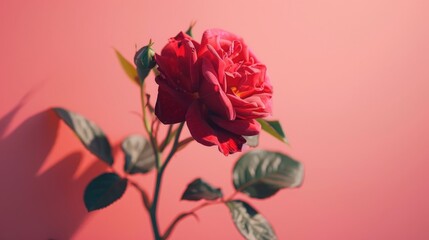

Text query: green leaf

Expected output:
[53,107,114,165]
[233,150,304,199]
[186,21,196,37]
[84,172,127,212]
[181,178,223,201]
[244,135,259,147]
[122,134,156,174]
[257,119,288,144]
[226,200,277,240]
[114,49,139,85]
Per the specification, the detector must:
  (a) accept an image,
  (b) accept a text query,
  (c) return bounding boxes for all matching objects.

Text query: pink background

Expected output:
[1,0,428,239]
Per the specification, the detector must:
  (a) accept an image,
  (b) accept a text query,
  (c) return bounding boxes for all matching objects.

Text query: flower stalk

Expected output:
[148,120,186,239]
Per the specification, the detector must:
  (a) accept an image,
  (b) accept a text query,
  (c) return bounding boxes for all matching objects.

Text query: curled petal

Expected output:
[161,32,200,57]
[210,117,261,136]
[201,29,241,50]
[228,94,272,119]
[186,102,245,155]
[199,57,235,120]
[173,38,199,93]
[182,39,199,93]
[201,29,249,62]
[155,38,199,93]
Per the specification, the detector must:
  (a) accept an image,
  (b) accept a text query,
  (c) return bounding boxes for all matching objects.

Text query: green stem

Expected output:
[161,123,185,174]
[162,189,239,239]
[159,124,173,152]
[129,180,151,212]
[140,83,161,170]
[139,82,161,239]
[140,84,151,134]
[162,201,218,239]
[150,122,185,240]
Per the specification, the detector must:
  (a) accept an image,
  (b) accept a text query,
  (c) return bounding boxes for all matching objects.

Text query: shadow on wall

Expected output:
[0,96,107,239]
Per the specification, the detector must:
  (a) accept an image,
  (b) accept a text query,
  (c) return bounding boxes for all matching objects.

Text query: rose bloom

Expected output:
[154,29,272,155]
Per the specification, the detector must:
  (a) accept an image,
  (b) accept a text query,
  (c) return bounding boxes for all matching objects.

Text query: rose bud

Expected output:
[134,40,156,84]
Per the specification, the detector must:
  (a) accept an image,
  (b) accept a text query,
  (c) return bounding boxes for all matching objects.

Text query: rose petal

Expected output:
[155,39,199,93]
[201,29,250,62]
[186,101,245,155]
[210,116,261,136]
[161,32,200,56]
[181,39,199,93]
[228,94,272,119]
[155,54,180,88]
[199,57,235,120]
[201,29,241,49]
[155,80,194,124]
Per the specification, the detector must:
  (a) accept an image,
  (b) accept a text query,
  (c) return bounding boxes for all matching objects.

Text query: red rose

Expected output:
[155,29,273,155]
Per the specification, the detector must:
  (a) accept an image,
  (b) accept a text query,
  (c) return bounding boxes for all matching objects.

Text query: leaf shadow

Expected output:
[0,101,107,239]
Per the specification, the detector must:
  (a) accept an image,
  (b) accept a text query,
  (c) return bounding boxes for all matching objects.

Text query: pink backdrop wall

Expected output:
[1,0,428,239]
